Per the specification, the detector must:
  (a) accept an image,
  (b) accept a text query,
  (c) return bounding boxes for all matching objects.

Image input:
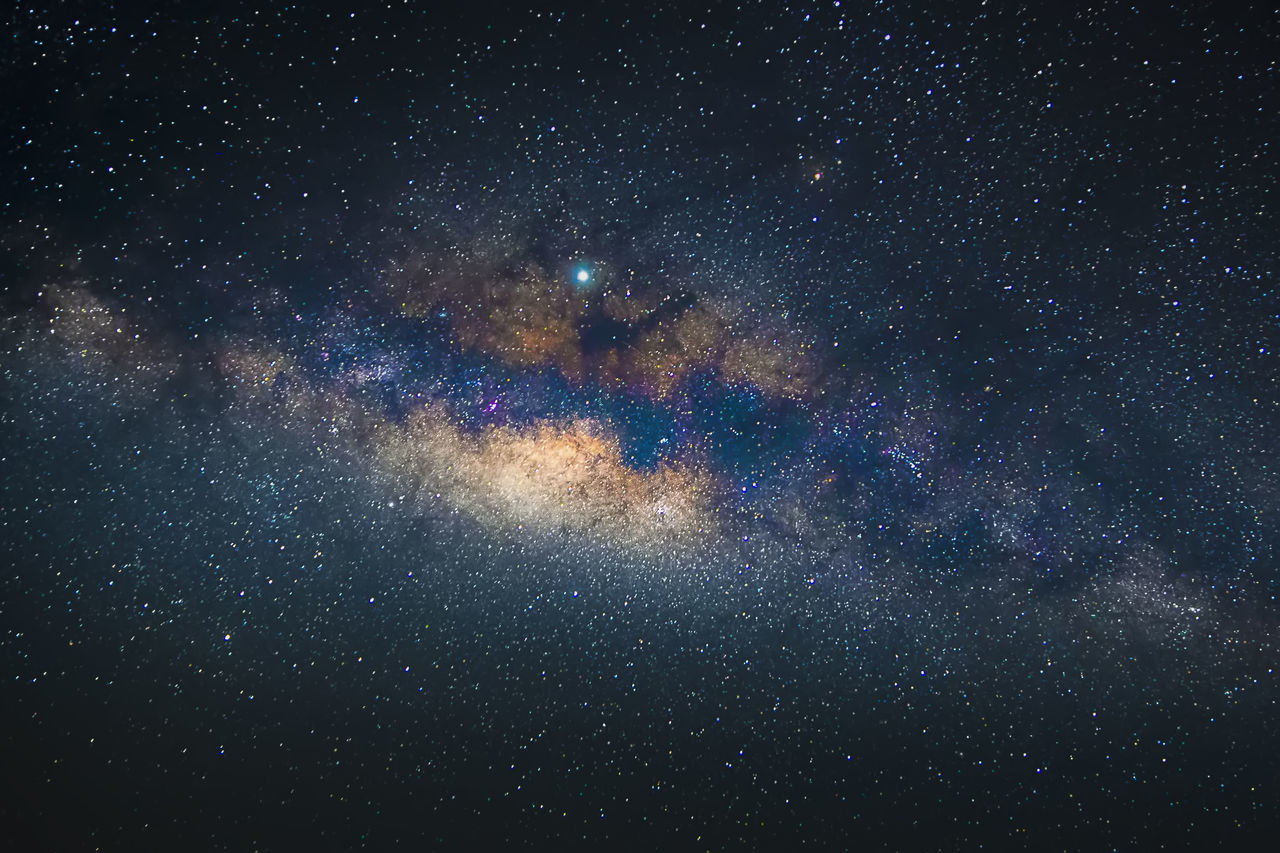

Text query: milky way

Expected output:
[2,2,1277,849]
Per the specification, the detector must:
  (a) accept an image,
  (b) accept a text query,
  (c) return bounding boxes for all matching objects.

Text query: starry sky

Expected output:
[2,1,1277,849]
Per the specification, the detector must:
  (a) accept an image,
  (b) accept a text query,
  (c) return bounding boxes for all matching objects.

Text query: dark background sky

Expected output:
[2,1,1277,849]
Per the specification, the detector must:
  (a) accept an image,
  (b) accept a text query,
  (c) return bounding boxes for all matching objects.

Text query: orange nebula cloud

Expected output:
[382,246,823,401]
[385,254,588,378]
[613,305,725,398]
[721,328,820,401]
[451,267,587,379]
[377,406,718,553]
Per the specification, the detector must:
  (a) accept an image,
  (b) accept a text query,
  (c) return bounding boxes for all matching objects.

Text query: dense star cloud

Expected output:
[2,2,1277,849]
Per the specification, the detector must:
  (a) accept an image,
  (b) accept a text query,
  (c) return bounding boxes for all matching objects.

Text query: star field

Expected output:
[2,2,1277,849]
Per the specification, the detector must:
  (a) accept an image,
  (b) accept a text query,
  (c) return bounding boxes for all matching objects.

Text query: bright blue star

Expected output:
[574,266,591,285]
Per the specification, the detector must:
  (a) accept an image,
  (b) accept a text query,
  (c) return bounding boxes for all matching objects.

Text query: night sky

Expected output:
[2,2,1277,849]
